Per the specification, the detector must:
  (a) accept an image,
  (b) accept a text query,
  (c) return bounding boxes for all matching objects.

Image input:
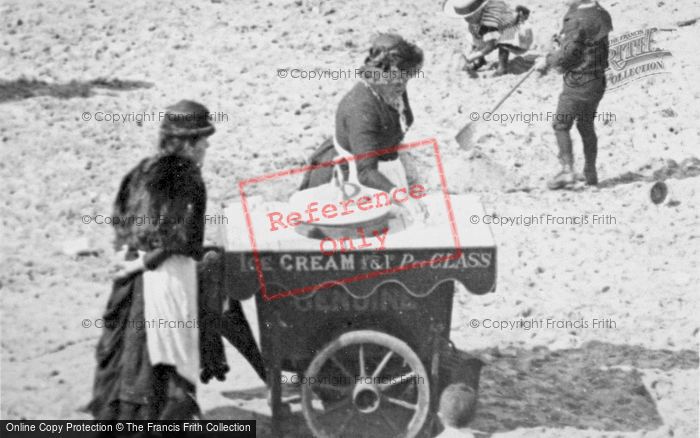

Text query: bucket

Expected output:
[438,340,484,394]
[437,339,485,428]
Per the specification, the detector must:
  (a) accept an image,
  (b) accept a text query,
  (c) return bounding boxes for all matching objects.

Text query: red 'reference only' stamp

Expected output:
[237,138,462,301]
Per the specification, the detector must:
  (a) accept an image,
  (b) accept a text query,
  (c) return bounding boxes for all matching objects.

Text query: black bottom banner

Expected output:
[1,420,256,438]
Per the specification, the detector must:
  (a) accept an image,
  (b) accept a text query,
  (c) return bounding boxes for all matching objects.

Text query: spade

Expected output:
[455,66,537,149]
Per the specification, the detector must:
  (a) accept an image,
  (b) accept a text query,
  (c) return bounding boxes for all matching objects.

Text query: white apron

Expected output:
[142,254,200,386]
[332,81,420,222]
[333,137,421,228]
[332,137,409,188]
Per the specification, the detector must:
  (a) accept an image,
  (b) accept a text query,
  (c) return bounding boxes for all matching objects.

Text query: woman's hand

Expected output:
[465,51,484,63]
[409,199,429,223]
[534,56,549,72]
[112,248,145,280]
[114,258,145,280]
[467,40,497,62]
[397,198,429,225]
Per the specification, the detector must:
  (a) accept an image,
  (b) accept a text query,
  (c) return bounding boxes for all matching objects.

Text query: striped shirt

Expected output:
[479,0,515,31]
[469,0,528,51]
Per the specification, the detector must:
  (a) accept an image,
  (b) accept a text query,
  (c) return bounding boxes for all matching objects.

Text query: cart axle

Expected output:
[353,383,381,413]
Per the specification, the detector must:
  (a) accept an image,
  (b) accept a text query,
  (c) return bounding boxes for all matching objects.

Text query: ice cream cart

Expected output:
[215,192,496,438]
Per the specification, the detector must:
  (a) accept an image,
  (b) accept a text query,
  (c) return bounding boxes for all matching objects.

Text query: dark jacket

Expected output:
[299,81,413,193]
[547,2,613,78]
[113,155,206,269]
[89,155,212,419]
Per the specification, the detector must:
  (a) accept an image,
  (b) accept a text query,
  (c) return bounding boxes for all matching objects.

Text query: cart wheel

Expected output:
[302,330,430,438]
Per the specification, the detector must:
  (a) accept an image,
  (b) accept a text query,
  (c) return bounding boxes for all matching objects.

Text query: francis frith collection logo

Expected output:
[606,27,673,90]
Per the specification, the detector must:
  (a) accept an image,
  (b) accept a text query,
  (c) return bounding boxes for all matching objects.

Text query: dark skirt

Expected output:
[87,272,198,420]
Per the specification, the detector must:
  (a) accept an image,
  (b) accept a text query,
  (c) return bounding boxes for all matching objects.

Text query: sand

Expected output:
[1,0,698,436]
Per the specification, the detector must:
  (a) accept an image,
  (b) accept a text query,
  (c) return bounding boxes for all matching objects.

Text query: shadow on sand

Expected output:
[505,54,537,75]
[0,78,153,103]
[470,341,697,435]
[598,157,700,190]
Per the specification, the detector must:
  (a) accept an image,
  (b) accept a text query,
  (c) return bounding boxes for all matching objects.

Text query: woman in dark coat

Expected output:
[299,33,424,194]
[88,100,216,420]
